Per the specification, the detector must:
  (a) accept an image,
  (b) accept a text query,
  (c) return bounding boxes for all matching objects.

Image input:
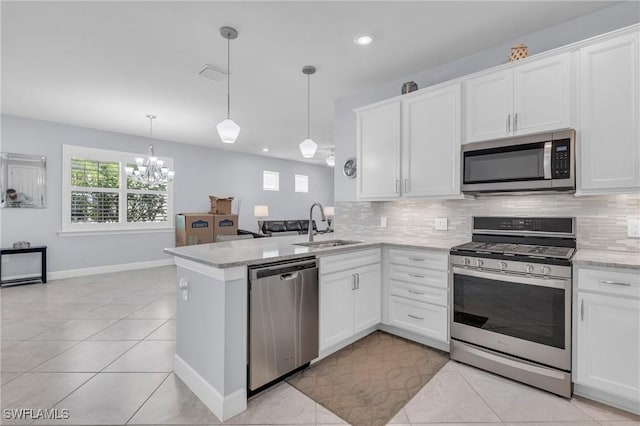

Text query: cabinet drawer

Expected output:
[390,280,447,306]
[578,267,640,298]
[389,264,448,289]
[388,248,448,271]
[320,248,381,275]
[388,296,448,342]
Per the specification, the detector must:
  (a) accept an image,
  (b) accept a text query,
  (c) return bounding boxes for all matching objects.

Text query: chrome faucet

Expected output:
[308,202,326,242]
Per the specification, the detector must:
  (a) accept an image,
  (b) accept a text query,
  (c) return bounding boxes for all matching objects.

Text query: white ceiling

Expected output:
[1,1,617,165]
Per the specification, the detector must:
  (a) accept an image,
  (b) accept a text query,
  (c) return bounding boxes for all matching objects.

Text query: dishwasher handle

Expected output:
[280,272,299,280]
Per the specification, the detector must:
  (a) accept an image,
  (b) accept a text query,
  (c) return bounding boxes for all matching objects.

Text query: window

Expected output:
[263,170,279,191]
[295,174,309,193]
[62,145,173,233]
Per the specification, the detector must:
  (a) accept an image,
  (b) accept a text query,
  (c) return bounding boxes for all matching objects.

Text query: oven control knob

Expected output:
[542,266,551,275]
[499,261,507,270]
[463,257,471,266]
[524,264,534,273]
[476,259,484,267]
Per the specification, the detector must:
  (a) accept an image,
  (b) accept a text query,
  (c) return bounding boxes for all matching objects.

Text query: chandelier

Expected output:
[126,115,175,188]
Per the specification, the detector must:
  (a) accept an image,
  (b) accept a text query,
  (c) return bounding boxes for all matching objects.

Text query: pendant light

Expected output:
[216,26,240,144]
[326,149,335,167]
[299,65,318,158]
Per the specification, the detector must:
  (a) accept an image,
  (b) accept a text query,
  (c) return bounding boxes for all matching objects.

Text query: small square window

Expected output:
[295,174,309,193]
[263,170,279,191]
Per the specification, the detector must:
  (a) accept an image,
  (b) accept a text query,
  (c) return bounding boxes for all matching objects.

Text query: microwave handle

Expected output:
[543,142,552,179]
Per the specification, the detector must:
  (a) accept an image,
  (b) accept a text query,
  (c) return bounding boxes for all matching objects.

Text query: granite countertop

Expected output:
[573,249,640,270]
[164,234,465,269]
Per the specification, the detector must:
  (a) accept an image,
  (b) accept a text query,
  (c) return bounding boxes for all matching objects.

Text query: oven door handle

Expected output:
[452,267,569,290]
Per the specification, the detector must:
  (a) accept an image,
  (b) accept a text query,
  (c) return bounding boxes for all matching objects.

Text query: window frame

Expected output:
[61,145,174,234]
[263,170,280,192]
[294,174,309,193]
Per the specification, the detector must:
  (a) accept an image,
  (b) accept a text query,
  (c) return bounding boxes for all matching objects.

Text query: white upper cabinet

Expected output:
[402,84,461,197]
[356,102,401,199]
[465,70,512,142]
[355,83,462,200]
[578,31,640,193]
[465,52,572,143]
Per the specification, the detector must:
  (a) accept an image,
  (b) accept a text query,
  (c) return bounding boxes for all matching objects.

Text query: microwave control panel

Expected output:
[552,139,571,179]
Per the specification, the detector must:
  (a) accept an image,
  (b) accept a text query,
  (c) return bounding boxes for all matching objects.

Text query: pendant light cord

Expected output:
[149,116,153,137]
[307,73,310,139]
[227,36,231,119]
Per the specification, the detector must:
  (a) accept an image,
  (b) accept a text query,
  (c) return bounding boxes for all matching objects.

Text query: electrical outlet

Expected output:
[628,219,640,238]
[435,218,448,231]
[380,216,387,228]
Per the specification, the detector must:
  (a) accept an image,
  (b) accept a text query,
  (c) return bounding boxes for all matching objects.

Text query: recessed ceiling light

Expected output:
[354,34,374,46]
[262,147,269,152]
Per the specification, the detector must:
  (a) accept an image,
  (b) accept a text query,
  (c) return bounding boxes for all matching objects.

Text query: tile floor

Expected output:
[1,266,638,426]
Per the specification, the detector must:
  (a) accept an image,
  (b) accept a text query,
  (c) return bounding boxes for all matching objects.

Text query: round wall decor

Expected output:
[343,158,357,179]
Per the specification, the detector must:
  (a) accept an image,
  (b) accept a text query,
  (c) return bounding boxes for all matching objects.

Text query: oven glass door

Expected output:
[453,268,567,349]
[463,142,547,184]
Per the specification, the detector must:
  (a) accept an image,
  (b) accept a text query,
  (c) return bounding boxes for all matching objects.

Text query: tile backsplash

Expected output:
[335,193,640,252]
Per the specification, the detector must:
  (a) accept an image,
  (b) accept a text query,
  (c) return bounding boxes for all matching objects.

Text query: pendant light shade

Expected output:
[300,138,318,158]
[299,65,317,158]
[326,150,335,167]
[217,26,240,144]
[216,118,241,144]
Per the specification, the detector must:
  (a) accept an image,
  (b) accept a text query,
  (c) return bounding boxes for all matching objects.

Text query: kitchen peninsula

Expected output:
[163,234,459,421]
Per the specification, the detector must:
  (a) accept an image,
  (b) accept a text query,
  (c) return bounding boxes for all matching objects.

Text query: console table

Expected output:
[0,246,47,286]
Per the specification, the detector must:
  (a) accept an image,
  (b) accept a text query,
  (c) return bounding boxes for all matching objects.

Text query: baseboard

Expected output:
[174,354,246,421]
[573,383,640,415]
[49,258,175,280]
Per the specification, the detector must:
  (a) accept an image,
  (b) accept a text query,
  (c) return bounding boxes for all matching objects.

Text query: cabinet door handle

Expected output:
[352,274,356,291]
[356,273,360,290]
[580,299,584,321]
[600,280,631,287]
[395,179,400,194]
[404,179,409,193]
[514,113,518,132]
[506,114,511,133]
[408,289,425,295]
[408,273,425,278]
[408,257,425,262]
[408,314,424,321]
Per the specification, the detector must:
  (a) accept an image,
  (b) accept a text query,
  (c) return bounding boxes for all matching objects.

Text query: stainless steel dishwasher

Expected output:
[248,257,319,392]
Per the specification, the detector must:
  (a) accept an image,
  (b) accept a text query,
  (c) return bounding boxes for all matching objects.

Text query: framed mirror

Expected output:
[0,153,47,208]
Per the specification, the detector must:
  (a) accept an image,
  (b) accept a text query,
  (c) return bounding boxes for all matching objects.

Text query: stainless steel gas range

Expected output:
[450,216,576,398]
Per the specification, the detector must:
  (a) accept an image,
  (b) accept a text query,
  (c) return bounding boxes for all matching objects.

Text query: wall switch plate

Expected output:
[628,219,640,238]
[435,218,448,231]
[380,216,387,228]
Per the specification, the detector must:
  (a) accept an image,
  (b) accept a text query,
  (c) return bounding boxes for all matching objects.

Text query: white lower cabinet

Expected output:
[388,295,448,342]
[384,248,449,344]
[575,266,640,410]
[319,249,381,352]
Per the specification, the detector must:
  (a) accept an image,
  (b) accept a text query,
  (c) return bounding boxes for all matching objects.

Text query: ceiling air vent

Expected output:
[197,64,227,81]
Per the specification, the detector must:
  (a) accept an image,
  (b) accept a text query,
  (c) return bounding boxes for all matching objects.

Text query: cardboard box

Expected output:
[209,196,234,214]
[212,214,238,240]
[175,213,214,247]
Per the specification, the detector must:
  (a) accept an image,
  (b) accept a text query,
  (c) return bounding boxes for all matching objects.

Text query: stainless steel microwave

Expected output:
[461,129,575,195]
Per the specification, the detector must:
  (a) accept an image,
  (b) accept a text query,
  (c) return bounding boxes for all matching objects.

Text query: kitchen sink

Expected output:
[293,239,362,249]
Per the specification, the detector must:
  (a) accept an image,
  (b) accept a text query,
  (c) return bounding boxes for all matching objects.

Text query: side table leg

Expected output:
[41,248,47,284]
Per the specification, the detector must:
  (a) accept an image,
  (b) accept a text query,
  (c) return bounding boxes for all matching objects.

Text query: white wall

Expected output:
[333,1,640,201]
[0,115,334,275]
